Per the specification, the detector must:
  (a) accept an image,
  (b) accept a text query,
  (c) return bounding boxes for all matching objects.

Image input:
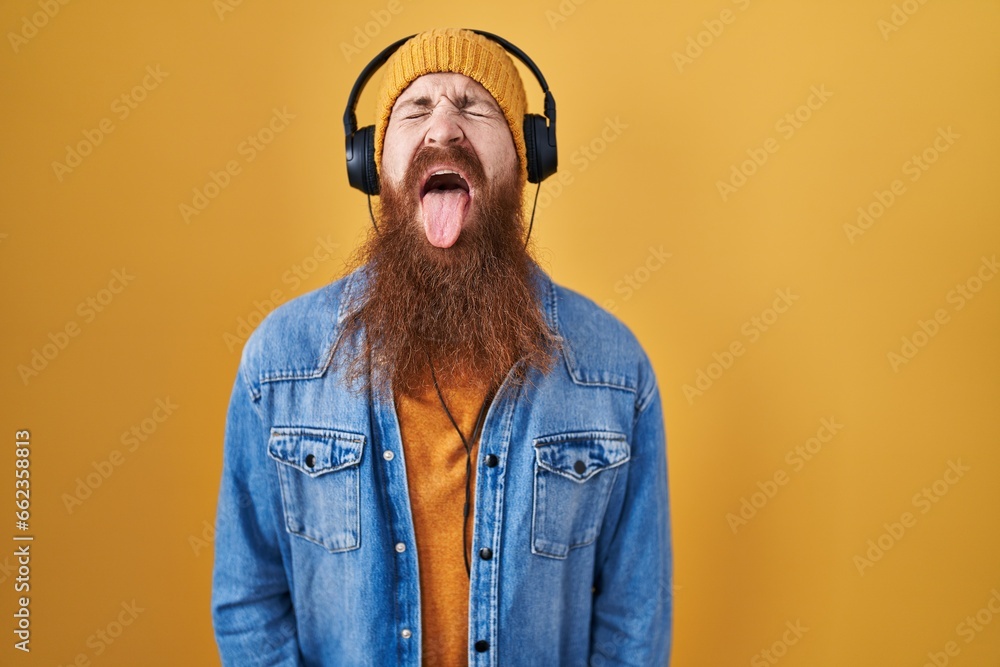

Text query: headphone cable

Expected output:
[367,193,379,233]
[523,181,540,249]
[425,350,495,579]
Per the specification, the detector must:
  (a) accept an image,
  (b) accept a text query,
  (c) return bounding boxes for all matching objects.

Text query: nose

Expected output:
[423,107,465,148]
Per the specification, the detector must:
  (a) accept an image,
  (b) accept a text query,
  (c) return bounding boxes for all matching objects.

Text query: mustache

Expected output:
[400,144,488,195]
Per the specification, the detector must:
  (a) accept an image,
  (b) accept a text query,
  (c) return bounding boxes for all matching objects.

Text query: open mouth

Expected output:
[420,169,471,197]
[418,167,473,249]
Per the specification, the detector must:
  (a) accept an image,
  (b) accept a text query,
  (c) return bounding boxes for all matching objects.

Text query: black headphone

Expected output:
[343,30,557,196]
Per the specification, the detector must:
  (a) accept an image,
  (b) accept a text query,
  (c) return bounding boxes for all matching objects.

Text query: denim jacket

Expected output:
[212,262,673,666]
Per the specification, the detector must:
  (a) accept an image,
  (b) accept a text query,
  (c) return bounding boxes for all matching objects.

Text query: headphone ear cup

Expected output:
[523,113,557,184]
[361,125,379,195]
[346,125,378,195]
[523,114,540,183]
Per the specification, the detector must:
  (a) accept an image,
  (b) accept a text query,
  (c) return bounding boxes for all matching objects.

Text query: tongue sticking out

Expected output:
[419,169,472,249]
[421,189,470,248]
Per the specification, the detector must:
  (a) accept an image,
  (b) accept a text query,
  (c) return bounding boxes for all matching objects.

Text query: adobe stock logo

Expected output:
[726,417,844,534]
[56,599,145,666]
[188,490,253,556]
[179,107,295,223]
[213,0,246,21]
[536,117,628,213]
[222,235,339,352]
[51,66,169,182]
[544,0,589,30]
[886,254,996,372]
[853,459,970,576]
[683,288,799,404]
[339,0,405,62]
[61,397,179,514]
[922,588,1000,667]
[877,0,932,40]
[672,0,754,73]
[7,0,71,54]
[17,268,135,385]
[844,126,959,244]
[601,245,672,314]
[750,619,809,667]
[716,86,833,202]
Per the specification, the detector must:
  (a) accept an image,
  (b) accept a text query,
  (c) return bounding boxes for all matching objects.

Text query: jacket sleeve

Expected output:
[211,361,303,666]
[589,368,673,666]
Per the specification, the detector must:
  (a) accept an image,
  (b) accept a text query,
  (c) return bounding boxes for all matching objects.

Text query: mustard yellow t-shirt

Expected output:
[394,378,492,666]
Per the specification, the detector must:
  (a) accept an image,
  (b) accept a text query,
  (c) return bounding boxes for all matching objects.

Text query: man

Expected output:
[212,27,672,666]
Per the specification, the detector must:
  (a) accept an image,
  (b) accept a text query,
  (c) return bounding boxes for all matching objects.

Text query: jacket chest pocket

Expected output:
[531,430,630,559]
[266,426,365,553]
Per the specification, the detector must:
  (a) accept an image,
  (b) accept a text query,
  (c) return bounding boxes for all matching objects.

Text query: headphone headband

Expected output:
[343,30,553,136]
[342,34,412,137]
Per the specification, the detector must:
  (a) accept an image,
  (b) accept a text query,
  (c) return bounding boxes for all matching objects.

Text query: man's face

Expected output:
[380,72,519,249]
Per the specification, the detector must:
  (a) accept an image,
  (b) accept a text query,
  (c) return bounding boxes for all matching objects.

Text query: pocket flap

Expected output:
[267,426,365,477]
[533,430,630,482]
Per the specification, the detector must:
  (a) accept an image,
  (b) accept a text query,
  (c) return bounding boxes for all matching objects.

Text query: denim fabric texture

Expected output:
[212,262,673,666]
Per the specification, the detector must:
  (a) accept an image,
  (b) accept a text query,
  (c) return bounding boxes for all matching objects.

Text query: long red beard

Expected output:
[337,144,561,399]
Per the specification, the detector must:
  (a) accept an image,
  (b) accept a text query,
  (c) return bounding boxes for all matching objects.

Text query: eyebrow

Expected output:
[395,92,497,113]
[397,96,434,111]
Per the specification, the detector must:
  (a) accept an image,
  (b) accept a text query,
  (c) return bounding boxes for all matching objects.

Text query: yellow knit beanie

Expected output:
[373,28,528,185]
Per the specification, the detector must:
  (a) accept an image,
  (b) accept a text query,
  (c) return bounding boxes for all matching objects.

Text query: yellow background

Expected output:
[2,0,998,665]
